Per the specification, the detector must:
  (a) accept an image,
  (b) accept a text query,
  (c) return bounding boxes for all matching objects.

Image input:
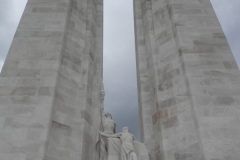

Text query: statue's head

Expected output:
[105,113,112,119]
[122,126,129,132]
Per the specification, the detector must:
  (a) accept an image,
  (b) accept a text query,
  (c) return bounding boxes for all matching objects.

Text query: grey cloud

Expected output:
[0,0,27,72]
[103,0,140,139]
[211,0,240,67]
[0,61,3,70]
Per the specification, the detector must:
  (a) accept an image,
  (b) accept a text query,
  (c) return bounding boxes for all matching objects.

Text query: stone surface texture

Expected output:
[0,0,103,160]
[134,0,240,160]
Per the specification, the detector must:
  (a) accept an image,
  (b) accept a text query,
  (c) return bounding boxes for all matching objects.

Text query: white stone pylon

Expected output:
[134,0,240,159]
[0,0,103,160]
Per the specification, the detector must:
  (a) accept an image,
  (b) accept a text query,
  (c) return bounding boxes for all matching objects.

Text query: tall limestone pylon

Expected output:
[0,0,103,160]
[134,0,240,160]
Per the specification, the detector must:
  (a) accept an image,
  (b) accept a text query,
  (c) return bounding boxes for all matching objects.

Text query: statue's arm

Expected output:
[99,131,121,138]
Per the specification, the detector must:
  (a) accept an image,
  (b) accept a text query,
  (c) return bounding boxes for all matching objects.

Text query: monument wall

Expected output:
[134,0,240,160]
[0,0,103,160]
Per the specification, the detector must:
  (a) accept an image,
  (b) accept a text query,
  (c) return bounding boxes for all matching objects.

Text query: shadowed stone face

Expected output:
[213,96,236,106]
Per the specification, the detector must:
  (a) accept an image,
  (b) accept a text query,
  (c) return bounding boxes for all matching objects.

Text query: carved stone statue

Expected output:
[100,126,138,160]
[96,108,116,160]
[96,84,149,160]
[102,111,116,135]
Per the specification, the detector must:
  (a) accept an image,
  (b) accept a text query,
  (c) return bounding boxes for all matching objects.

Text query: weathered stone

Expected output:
[0,0,103,160]
[134,0,240,159]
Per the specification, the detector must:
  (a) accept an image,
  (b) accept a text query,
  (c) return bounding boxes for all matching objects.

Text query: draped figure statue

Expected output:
[96,83,149,160]
[98,110,116,160]
[97,118,149,160]
[100,127,138,160]
[96,82,118,160]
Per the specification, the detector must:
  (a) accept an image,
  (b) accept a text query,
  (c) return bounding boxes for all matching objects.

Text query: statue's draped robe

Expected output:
[107,136,149,160]
[120,133,136,160]
[96,118,116,160]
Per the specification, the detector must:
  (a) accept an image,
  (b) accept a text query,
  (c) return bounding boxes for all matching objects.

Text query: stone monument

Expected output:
[0,0,103,160]
[134,0,240,160]
[0,0,240,160]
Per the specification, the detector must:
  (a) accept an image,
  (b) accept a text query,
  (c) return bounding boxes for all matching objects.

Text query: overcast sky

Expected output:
[0,0,240,140]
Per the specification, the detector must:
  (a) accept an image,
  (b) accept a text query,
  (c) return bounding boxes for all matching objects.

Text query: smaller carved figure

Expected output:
[99,126,138,160]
